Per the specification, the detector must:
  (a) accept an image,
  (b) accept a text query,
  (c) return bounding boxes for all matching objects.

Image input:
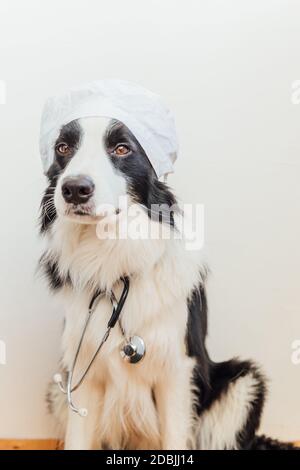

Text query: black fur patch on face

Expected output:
[105,121,178,226]
[39,121,82,233]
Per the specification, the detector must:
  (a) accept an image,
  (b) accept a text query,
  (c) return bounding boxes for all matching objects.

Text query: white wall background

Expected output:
[0,0,299,441]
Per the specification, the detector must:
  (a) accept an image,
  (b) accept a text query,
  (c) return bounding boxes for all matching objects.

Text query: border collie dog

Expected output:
[40,116,291,450]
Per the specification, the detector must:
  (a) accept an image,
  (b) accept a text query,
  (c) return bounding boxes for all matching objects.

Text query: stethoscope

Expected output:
[53,277,146,417]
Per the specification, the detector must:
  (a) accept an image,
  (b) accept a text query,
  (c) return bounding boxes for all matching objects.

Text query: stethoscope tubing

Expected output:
[54,277,130,415]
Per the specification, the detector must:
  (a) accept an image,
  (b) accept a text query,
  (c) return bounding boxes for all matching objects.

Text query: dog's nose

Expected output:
[61,176,95,204]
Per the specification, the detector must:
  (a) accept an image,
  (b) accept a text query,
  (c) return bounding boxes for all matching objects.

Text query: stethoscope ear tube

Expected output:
[53,277,131,417]
[107,277,130,328]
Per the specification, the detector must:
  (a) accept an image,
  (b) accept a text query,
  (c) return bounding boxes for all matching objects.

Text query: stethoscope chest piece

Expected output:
[120,335,146,364]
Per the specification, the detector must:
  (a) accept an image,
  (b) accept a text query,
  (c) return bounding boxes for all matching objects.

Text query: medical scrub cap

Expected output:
[40,79,178,179]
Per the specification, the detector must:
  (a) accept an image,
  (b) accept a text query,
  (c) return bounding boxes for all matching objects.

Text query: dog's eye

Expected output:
[56,143,72,157]
[113,144,131,157]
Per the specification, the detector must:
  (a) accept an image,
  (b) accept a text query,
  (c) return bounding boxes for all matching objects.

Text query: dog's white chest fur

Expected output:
[62,279,194,448]
[47,214,204,449]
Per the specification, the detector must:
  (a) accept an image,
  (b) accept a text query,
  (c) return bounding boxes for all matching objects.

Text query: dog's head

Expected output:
[40,117,176,232]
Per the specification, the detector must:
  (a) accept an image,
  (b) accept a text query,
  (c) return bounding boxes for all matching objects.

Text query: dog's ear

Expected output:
[143,178,177,226]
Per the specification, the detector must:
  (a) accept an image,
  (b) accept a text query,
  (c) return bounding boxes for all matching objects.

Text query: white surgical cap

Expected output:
[40,79,178,179]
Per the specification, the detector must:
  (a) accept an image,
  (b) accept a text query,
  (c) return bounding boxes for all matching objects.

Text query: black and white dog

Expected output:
[40,116,294,450]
